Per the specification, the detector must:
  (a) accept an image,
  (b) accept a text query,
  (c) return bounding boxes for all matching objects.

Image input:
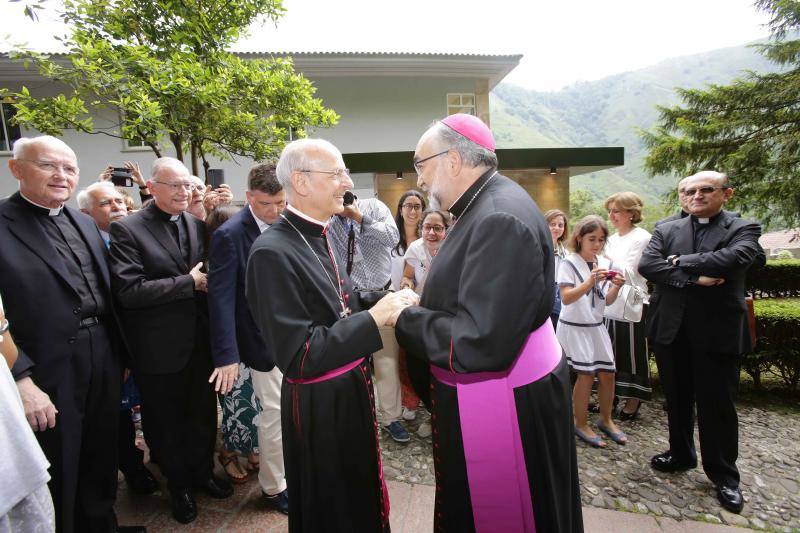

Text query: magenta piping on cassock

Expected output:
[286,356,365,385]
[430,320,563,533]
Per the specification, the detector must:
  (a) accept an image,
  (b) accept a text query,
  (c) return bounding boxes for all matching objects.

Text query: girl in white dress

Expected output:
[557,215,628,448]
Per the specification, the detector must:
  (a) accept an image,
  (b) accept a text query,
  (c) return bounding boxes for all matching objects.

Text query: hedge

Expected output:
[746,259,800,298]
[742,298,800,391]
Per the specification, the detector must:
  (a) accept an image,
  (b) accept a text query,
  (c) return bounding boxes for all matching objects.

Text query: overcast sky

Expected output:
[1,0,773,91]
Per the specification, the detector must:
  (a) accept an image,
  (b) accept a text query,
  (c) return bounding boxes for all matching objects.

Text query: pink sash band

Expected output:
[286,357,365,384]
[431,320,562,533]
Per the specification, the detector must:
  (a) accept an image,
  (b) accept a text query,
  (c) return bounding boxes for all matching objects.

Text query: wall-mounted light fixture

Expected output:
[396,171,404,180]
[549,167,557,175]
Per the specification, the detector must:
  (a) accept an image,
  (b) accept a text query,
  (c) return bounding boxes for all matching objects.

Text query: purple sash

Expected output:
[430,320,562,533]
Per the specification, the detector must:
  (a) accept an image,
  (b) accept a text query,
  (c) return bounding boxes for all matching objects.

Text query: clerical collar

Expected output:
[248,204,271,233]
[691,211,721,225]
[19,191,63,216]
[448,168,496,219]
[148,201,182,222]
[286,204,329,229]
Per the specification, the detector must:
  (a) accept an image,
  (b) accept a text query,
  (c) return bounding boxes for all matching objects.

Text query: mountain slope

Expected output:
[491,40,782,205]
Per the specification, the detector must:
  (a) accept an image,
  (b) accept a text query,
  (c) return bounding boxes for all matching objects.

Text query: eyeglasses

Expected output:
[18,159,79,177]
[402,203,422,211]
[413,150,449,173]
[422,224,446,233]
[301,168,350,180]
[153,180,197,192]
[682,186,729,196]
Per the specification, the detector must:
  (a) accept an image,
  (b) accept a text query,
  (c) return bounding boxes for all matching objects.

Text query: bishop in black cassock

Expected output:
[245,138,417,532]
[395,115,583,532]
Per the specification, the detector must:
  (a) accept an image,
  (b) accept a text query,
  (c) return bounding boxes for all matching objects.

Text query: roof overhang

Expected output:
[0,51,522,89]
[344,147,625,177]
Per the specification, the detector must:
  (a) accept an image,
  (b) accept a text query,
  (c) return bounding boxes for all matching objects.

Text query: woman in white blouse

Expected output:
[604,192,652,420]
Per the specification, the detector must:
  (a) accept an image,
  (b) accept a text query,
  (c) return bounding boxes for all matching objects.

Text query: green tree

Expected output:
[2,0,338,176]
[569,189,606,223]
[642,0,800,229]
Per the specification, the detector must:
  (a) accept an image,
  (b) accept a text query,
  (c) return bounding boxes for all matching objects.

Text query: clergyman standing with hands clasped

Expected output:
[246,138,417,532]
[639,170,762,515]
[109,157,232,525]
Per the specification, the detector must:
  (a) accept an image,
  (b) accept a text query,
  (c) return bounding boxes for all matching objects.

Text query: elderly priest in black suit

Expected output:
[639,170,762,514]
[109,157,232,525]
[0,136,143,533]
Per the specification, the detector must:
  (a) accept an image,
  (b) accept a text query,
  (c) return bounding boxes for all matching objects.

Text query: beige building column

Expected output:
[502,168,569,214]
[475,79,490,127]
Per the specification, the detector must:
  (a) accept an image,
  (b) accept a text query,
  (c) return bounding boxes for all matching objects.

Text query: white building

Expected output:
[1,51,622,212]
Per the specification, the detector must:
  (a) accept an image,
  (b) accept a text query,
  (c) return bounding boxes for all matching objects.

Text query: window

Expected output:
[1,98,22,153]
[446,93,476,116]
[123,136,150,151]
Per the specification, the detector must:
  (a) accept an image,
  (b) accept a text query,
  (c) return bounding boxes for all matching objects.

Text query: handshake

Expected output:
[368,288,420,327]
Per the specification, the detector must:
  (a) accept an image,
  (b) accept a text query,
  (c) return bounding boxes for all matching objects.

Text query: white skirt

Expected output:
[556,320,615,374]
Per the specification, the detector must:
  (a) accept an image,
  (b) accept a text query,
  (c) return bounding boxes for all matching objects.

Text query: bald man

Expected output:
[0,136,141,533]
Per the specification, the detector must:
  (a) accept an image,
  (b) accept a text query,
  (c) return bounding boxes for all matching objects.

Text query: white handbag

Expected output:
[603,268,645,323]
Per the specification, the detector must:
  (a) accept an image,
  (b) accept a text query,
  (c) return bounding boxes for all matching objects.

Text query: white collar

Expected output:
[286,204,329,229]
[20,191,63,216]
[248,204,271,233]
[696,217,710,224]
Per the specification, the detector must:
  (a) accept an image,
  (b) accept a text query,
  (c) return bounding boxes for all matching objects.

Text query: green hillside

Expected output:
[491,40,782,207]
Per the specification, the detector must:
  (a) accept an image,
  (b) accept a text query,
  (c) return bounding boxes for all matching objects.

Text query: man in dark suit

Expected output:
[0,136,143,533]
[108,157,232,525]
[207,163,288,513]
[639,170,762,514]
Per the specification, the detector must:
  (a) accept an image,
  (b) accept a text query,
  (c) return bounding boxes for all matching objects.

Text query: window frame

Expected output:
[446,93,477,116]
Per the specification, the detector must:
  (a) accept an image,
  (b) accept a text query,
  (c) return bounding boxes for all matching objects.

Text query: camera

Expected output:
[606,270,618,279]
[343,191,357,206]
[111,167,133,187]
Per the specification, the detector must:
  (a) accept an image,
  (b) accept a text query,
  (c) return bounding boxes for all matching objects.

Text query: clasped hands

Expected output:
[589,267,625,287]
[369,288,419,327]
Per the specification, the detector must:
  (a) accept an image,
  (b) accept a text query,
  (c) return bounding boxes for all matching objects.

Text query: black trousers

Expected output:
[653,322,741,487]
[36,323,120,533]
[135,338,217,491]
[118,409,143,476]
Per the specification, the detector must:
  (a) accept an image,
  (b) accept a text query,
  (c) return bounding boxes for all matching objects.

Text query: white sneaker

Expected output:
[417,421,432,438]
[402,408,417,421]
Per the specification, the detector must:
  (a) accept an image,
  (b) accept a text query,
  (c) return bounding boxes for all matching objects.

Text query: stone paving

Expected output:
[118,397,800,531]
[381,401,800,531]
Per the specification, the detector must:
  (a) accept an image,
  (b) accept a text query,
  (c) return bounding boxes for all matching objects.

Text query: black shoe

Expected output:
[717,484,744,513]
[650,451,697,473]
[263,489,289,515]
[170,490,197,524]
[124,466,159,495]
[195,475,233,499]
[117,527,147,533]
[618,400,642,421]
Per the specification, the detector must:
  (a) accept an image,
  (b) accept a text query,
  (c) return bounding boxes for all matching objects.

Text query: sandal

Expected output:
[596,421,628,445]
[575,426,606,448]
[218,452,250,484]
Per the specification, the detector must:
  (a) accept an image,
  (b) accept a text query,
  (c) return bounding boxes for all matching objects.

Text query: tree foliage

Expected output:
[642,0,800,229]
[2,0,339,175]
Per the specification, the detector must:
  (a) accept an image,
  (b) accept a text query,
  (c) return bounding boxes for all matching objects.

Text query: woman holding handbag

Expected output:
[604,192,653,420]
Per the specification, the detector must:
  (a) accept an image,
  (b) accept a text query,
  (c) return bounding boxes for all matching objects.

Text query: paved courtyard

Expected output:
[116,395,800,531]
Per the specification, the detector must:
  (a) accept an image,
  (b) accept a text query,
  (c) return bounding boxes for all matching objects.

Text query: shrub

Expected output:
[746,260,800,298]
[744,298,800,391]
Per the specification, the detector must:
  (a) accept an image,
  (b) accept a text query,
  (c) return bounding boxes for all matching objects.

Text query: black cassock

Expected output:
[246,207,389,533]
[396,170,583,532]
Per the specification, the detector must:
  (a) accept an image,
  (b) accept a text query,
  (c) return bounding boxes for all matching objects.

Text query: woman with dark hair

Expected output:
[544,209,569,328]
[400,209,450,294]
[390,190,428,430]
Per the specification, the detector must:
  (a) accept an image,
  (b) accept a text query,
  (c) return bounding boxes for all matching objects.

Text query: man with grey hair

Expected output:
[77,181,127,244]
[246,138,417,531]
[0,136,142,533]
[395,115,583,531]
[109,156,232,525]
[640,170,762,514]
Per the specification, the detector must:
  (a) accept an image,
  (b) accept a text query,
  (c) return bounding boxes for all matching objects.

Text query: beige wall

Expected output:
[374,168,569,218]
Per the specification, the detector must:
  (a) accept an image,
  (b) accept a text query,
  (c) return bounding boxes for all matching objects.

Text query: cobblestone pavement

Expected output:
[379,402,800,531]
